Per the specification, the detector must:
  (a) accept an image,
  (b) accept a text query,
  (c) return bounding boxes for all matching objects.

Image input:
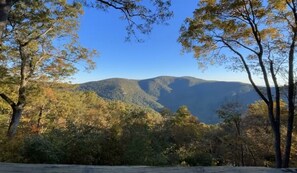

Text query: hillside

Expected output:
[79,76,260,123]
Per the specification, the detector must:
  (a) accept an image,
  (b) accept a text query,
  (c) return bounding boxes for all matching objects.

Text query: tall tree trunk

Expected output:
[267,106,282,168]
[234,119,244,166]
[7,84,26,137]
[269,57,283,168]
[273,120,282,168]
[284,104,294,168]
[246,145,256,166]
[36,106,44,134]
[240,143,244,166]
[259,62,282,168]
[7,105,23,137]
[0,0,19,138]
[6,45,28,137]
[283,32,296,168]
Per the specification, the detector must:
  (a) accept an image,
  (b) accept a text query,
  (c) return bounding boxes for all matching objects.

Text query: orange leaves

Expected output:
[269,0,287,11]
[260,27,280,40]
[178,0,290,70]
[43,87,57,102]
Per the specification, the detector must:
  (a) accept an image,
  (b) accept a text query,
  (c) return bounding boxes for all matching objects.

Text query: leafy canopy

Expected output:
[178,0,293,75]
[0,0,96,84]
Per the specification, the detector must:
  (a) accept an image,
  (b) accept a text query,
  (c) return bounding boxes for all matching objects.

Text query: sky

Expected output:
[71,0,253,84]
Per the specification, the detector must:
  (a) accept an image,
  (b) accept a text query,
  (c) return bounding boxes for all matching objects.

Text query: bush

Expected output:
[0,137,24,162]
[185,153,213,166]
[22,135,62,163]
[60,125,103,165]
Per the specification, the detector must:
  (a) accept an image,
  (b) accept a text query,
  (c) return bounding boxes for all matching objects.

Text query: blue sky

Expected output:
[71,0,251,84]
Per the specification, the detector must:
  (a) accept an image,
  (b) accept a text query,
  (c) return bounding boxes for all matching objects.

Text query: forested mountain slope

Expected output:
[79,76,260,123]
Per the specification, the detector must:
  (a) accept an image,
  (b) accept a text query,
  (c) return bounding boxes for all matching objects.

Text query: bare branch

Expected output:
[224,38,258,55]
[221,39,269,105]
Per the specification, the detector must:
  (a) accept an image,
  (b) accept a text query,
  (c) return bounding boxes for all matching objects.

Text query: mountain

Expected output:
[79,76,260,123]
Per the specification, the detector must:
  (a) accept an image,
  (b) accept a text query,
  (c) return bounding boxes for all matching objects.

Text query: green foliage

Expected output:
[20,124,104,164]
[185,153,213,166]
[162,106,210,166]
[178,0,297,167]
[0,87,210,166]
[80,78,164,111]
[22,135,62,163]
[0,137,24,162]
[1,81,297,167]
[48,123,103,164]
[121,110,167,165]
[0,0,97,137]
[2,1,96,82]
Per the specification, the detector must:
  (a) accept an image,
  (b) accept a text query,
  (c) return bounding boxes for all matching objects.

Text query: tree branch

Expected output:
[0,93,15,107]
[221,39,269,105]
[21,27,53,47]
[223,38,258,55]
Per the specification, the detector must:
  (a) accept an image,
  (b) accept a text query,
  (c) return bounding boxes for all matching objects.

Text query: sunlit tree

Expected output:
[179,0,296,167]
[0,1,96,137]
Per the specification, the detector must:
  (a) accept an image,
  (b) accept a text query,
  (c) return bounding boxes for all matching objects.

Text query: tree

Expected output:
[164,106,207,166]
[0,0,172,137]
[0,0,13,40]
[0,0,172,43]
[0,1,95,137]
[179,0,296,168]
[244,101,278,166]
[243,100,296,166]
[217,102,245,166]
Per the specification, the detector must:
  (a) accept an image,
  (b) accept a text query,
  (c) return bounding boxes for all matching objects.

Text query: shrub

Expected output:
[22,135,62,163]
[185,153,213,166]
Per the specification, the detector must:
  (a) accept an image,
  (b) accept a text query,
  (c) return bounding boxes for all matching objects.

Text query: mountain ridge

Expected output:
[79,76,260,123]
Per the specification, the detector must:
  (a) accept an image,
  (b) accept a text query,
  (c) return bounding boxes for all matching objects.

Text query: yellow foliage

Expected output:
[261,28,280,40]
[269,0,287,11]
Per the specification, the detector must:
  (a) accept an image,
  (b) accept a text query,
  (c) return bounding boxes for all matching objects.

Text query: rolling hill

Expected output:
[79,76,260,123]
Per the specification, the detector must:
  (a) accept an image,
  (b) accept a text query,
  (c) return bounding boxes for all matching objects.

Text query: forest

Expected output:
[0,0,297,169]
[0,83,296,167]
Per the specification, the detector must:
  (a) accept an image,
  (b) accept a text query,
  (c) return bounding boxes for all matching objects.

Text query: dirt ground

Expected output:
[1,162,297,173]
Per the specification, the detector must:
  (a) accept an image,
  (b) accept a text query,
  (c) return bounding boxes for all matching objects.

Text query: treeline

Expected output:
[0,84,296,166]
